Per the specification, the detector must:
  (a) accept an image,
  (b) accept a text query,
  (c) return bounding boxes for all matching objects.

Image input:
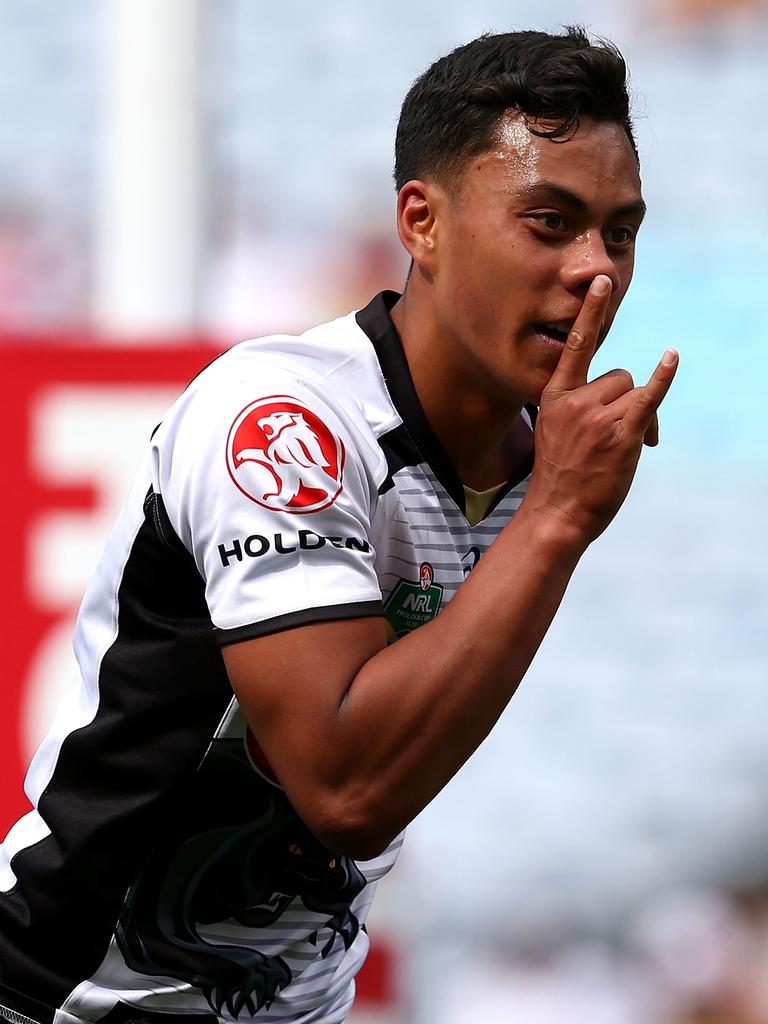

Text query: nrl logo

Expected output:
[226,396,345,514]
[384,562,443,640]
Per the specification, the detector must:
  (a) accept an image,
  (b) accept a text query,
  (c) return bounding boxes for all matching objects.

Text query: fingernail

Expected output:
[592,276,610,296]
[662,348,678,366]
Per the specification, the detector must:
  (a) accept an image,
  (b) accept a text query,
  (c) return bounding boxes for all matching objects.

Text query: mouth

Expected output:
[532,320,574,348]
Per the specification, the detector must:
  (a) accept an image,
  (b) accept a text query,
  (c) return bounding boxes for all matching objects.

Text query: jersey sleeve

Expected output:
[153,360,386,645]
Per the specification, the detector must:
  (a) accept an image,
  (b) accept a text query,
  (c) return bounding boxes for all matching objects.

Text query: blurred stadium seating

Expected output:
[1,2,767,1021]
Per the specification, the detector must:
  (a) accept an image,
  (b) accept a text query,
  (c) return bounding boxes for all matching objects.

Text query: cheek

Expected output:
[622,255,635,291]
[439,240,493,316]
[601,294,626,337]
[612,247,635,291]
[507,237,562,293]
[609,259,635,319]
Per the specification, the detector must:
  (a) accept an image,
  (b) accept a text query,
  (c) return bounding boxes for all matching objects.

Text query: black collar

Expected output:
[356,290,535,516]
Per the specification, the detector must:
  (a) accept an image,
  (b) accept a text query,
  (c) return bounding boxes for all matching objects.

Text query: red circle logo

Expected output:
[226,396,345,513]
[419,562,434,591]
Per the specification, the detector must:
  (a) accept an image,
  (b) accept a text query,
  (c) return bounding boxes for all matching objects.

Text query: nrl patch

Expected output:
[384,561,443,639]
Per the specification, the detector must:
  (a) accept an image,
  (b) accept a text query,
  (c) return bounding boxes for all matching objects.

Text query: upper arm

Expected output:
[155,364,390,847]
[156,365,385,643]
[222,615,387,844]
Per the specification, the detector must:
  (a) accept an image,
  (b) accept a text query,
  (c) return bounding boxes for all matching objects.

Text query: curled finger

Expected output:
[643,411,659,447]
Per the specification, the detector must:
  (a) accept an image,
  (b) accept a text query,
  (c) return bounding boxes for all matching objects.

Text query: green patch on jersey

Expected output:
[384,577,444,639]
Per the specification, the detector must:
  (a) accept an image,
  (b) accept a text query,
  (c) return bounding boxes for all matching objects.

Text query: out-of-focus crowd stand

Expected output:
[413,886,768,1023]
[1,3,767,1023]
[0,0,765,337]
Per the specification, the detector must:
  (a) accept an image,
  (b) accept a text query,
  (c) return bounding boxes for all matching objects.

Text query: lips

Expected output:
[533,320,573,345]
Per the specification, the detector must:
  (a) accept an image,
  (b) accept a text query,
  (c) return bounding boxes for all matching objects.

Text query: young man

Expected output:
[0,26,677,1024]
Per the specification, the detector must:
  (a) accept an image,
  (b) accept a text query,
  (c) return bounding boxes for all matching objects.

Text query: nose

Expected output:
[560,230,621,296]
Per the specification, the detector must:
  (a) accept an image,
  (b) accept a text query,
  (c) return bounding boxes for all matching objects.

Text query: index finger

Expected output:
[546,275,612,394]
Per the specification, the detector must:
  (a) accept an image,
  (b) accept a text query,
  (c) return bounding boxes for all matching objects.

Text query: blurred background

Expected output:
[1,1,767,1021]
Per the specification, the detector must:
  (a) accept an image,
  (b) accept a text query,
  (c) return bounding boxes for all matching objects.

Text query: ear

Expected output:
[396,180,442,273]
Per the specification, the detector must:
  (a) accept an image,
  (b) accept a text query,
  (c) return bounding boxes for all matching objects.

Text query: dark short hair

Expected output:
[394,26,636,191]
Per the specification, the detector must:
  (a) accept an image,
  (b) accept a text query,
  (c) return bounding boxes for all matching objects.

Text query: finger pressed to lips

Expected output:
[545,283,612,392]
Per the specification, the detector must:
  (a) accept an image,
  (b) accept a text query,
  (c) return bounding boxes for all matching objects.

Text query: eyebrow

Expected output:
[520,180,647,221]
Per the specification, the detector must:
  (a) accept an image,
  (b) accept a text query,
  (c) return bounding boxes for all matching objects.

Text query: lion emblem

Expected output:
[227,398,345,513]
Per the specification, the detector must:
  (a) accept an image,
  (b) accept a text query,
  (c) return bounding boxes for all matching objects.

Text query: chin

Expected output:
[523,369,551,406]
[487,353,550,408]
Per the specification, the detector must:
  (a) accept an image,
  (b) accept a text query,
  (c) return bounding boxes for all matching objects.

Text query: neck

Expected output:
[389,285,532,490]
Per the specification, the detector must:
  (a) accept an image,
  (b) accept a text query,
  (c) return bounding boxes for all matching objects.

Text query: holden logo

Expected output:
[227,396,345,513]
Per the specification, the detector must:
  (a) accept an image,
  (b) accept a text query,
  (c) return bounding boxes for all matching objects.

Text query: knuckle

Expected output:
[613,368,634,390]
[565,390,591,414]
[567,328,589,350]
[594,412,622,447]
[586,405,606,428]
[634,389,654,413]
[597,426,622,452]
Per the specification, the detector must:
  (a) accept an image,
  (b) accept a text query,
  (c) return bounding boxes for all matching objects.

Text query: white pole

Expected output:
[94,0,206,338]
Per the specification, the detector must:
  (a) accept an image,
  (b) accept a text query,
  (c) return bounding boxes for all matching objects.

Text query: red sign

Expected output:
[0,340,217,831]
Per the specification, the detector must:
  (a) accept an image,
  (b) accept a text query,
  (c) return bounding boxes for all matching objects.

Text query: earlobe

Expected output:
[396,180,439,272]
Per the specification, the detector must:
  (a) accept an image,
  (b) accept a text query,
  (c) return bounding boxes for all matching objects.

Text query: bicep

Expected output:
[222,615,387,809]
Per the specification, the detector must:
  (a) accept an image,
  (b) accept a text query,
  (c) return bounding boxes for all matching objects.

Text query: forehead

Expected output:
[463,114,642,207]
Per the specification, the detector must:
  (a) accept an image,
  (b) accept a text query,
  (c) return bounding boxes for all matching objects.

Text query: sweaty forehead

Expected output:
[482,114,642,202]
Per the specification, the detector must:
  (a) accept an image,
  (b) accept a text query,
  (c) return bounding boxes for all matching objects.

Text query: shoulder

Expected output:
[162,313,382,442]
[164,307,397,444]
[150,309,409,541]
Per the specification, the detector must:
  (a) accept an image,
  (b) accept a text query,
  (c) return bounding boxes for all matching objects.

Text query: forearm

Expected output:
[227,282,676,860]
[317,508,585,854]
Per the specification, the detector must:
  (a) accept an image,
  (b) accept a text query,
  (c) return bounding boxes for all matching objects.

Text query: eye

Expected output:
[533,212,567,232]
[606,226,636,247]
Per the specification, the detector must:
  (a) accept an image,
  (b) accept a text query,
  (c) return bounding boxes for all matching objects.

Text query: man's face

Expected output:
[425,115,644,406]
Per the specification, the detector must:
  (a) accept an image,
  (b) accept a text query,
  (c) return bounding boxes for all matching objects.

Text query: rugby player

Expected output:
[0,26,677,1024]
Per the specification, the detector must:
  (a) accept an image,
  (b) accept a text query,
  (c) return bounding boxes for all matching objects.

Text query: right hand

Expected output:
[523,274,678,546]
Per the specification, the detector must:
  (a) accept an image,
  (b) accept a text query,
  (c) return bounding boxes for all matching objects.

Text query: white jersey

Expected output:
[0,292,534,1024]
